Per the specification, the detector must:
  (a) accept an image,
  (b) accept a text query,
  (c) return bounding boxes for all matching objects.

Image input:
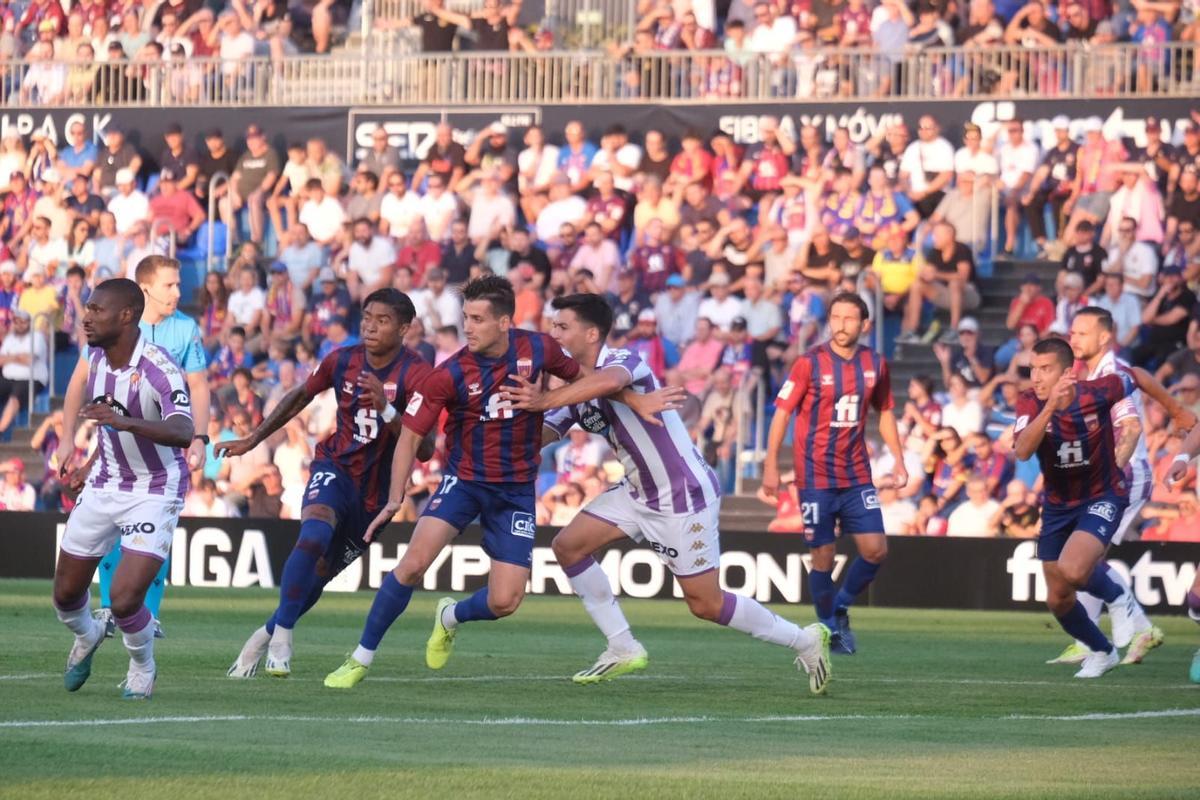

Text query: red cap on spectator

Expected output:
[246,124,265,139]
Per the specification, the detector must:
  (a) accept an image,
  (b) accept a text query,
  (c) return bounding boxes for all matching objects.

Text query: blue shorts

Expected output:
[303,460,375,577]
[797,483,885,547]
[421,476,536,568]
[1037,495,1128,561]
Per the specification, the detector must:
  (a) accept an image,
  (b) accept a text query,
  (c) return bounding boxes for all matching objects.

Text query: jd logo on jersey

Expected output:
[170,389,191,407]
[511,512,536,539]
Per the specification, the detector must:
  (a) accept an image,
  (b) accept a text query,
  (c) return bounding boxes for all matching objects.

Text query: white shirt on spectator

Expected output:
[997,140,1039,191]
[742,297,782,339]
[379,191,422,239]
[418,191,460,242]
[748,15,797,53]
[468,191,516,244]
[536,195,588,243]
[219,31,256,75]
[517,145,561,194]
[569,241,621,292]
[1092,291,1142,345]
[941,399,984,438]
[900,138,955,193]
[591,144,643,192]
[227,286,267,327]
[410,287,464,335]
[881,497,917,534]
[0,329,48,383]
[123,239,170,280]
[954,147,999,177]
[348,235,396,289]
[183,493,232,517]
[1107,243,1158,300]
[0,480,36,511]
[947,499,1001,537]
[697,295,744,332]
[299,196,347,244]
[108,190,150,235]
[27,237,69,276]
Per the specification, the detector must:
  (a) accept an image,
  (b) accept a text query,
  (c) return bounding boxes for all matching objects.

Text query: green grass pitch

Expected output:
[1,579,1198,799]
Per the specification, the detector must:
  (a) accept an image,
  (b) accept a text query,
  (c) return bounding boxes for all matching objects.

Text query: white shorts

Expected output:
[582,485,721,577]
[1113,476,1151,546]
[60,487,183,562]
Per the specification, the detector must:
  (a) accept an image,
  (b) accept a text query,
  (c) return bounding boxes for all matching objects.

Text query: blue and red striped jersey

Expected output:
[775,343,894,490]
[303,344,433,513]
[1014,372,1134,507]
[402,329,581,483]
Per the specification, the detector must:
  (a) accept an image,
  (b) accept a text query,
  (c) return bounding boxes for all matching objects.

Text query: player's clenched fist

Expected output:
[761,462,780,501]
[214,437,256,459]
[1049,372,1077,410]
[80,402,126,430]
[357,373,388,414]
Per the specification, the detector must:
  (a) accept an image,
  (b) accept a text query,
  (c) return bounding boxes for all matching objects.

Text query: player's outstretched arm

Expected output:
[363,426,423,543]
[610,385,686,427]
[762,406,792,501]
[214,385,313,458]
[503,366,633,412]
[1166,422,1200,487]
[80,403,194,449]
[1129,367,1199,430]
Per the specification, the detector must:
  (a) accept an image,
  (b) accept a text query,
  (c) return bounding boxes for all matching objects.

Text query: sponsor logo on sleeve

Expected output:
[1014,415,1029,433]
[170,389,191,407]
[406,391,424,416]
[777,380,795,401]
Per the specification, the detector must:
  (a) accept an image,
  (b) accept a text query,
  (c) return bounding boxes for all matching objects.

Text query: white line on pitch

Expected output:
[0,673,53,681]
[3,708,1200,730]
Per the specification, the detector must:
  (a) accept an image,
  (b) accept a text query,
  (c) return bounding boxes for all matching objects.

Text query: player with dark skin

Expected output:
[53,283,194,634]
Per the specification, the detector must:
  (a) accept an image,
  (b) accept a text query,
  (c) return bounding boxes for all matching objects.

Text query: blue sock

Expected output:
[835,558,882,611]
[453,587,499,624]
[359,573,415,650]
[273,518,334,630]
[808,569,837,630]
[1084,563,1123,604]
[266,580,327,635]
[143,557,170,617]
[1056,599,1113,653]
[98,543,121,608]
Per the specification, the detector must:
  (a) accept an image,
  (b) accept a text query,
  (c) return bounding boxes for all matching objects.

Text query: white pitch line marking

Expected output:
[2,709,1199,731]
[0,673,53,681]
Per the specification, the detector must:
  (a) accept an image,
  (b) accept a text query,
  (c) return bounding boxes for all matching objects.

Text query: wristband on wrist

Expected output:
[1174,453,1191,465]
[381,403,397,424]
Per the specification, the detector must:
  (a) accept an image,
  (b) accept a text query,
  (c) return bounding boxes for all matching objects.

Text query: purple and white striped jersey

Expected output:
[86,335,192,500]
[545,347,720,515]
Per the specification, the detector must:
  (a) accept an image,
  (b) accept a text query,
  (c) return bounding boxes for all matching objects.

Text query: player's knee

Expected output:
[108,591,142,620]
[860,538,888,563]
[488,588,524,618]
[393,562,426,586]
[1059,561,1090,589]
[686,594,724,623]
[550,534,584,567]
[52,586,85,610]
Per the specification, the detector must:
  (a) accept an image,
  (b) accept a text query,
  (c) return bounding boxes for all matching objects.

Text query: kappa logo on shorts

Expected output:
[690,538,706,551]
[692,557,708,569]
[511,512,536,539]
[689,523,705,534]
[1087,501,1117,522]
[861,489,880,510]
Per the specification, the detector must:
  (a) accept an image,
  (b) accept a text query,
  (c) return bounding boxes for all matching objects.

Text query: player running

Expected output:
[1046,308,1162,666]
[324,277,675,688]
[220,288,433,678]
[762,292,908,655]
[58,255,211,640]
[1165,423,1200,683]
[507,293,830,693]
[1013,337,1194,678]
[53,278,194,699]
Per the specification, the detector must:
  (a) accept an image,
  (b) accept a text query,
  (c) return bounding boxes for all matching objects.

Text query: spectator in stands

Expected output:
[276,223,322,295]
[569,222,620,293]
[0,309,48,438]
[208,324,246,383]
[696,271,742,335]
[1058,218,1106,297]
[148,168,205,245]
[607,268,651,333]
[20,41,66,105]
[413,122,466,191]
[65,174,104,232]
[1022,115,1077,258]
[317,314,358,359]
[245,464,284,518]
[395,221,441,285]
[56,120,97,184]
[946,476,1001,537]
[900,221,979,343]
[994,119,1038,254]
[1133,266,1196,367]
[941,372,984,438]
[464,170,516,247]
[226,124,279,245]
[343,169,382,226]
[697,365,737,490]
[1089,271,1140,355]
[359,125,401,187]
[20,214,66,279]
[17,264,58,334]
[196,128,237,207]
[183,477,233,517]
[900,115,954,219]
[654,274,699,349]
[226,265,266,342]
[996,273,1054,368]
[198,269,229,352]
[1165,169,1200,258]
[93,125,141,199]
[302,267,349,347]
[506,227,550,286]
[855,164,919,247]
[871,224,921,317]
[1103,168,1165,250]
[297,176,346,248]
[1061,116,1126,244]
[1106,215,1159,303]
[259,261,305,348]
[628,309,666,378]
[436,219,475,285]
[1048,271,1090,335]
[411,267,461,335]
[379,172,421,240]
[342,217,395,302]
[953,123,998,186]
[416,173,459,243]
[0,457,35,511]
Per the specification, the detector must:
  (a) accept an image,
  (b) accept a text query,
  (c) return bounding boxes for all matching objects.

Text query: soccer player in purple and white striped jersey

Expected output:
[52,279,194,700]
[504,293,831,694]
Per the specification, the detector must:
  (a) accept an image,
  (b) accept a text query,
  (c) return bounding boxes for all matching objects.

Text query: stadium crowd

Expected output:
[0,95,1197,538]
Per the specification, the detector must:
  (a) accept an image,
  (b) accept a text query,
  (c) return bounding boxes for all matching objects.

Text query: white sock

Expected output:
[56,593,99,640]
[725,593,815,651]
[1110,575,1153,632]
[566,558,637,651]
[352,644,375,667]
[120,615,155,671]
[1077,591,1104,625]
[269,625,293,656]
[441,603,459,630]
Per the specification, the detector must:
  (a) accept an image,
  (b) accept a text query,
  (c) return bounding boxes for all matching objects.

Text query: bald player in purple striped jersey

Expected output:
[52,279,195,700]
[504,294,832,694]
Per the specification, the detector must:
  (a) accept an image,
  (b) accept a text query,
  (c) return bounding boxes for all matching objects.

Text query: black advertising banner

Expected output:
[3,97,1192,179]
[3,513,1197,615]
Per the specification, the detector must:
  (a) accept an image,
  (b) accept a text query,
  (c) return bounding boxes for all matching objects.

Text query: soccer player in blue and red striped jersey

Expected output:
[1013,337,1195,678]
[763,292,908,655]
[220,288,433,679]
[325,276,679,688]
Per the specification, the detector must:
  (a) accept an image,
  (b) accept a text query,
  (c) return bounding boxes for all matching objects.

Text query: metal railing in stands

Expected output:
[5,42,1197,107]
[28,313,54,428]
[732,368,766,497]
[150,218,178,259]
[206,172,232,275]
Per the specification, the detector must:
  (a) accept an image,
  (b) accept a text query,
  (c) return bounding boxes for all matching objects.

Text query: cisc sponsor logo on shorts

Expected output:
[511,512,536,539]
[861,489,880,511]
[1087,501,1117,522]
